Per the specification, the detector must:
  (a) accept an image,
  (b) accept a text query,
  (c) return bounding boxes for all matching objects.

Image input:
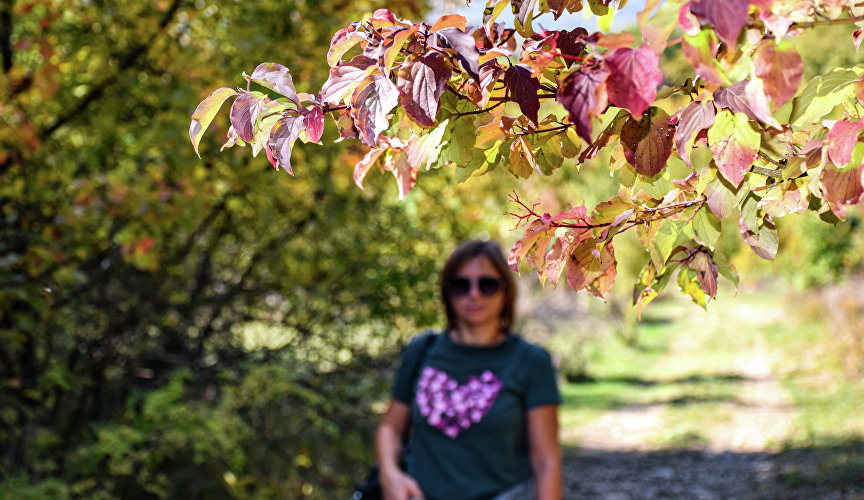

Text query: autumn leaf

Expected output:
[230,91,268,143]
[674,100,716,167]
[350,70,399,146]
[504,64,541,125]
[303,106,325,143]
[739,214,778,261]
[557,65,610,143]
[620,106,674,177]
[320,55,376,105]
[713,79,781,130]
[821,164,864,219]
[689,0,749,48]
[433,27,482,82]
[824,118,864,168]
[708,109,760,187]
[604,46,662,118]
[248,62,299,103]
[509,219,552,272]
[268,115,305,175]
[327,25,366,67]
[508,136,536,178]
[190,87,239,157]
[353,146,387,189]
[753,40,802,109]
[397,52,452,127]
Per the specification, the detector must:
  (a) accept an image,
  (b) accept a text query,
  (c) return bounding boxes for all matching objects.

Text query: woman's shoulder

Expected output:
[401,329,440,356]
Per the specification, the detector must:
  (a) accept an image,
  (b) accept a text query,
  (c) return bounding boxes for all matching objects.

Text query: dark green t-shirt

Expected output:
[392,332,561,500]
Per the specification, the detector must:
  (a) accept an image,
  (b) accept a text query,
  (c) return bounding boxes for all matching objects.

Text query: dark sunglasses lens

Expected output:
[478,278,503,296]
[450,278,471,296]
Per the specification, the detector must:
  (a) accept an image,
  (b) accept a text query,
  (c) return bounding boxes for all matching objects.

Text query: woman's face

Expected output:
[449,256,506,331]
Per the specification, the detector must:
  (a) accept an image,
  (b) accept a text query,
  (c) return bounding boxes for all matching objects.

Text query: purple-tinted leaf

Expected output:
[706,175,746,219]
[557,65,610,143]
[687,251,718,300]
[821,164,864,219]
[321,55,376,105]
[708,109,761,187]
[397,52,452,127]
[620,106,674,177]
[558,28,590,68]
[675,100,716,167]
[350,70,399,147]
[230,92,267,143]
[327,25,366,67]
[304,106,325,143]
[334,108,359,141]
[249,63,299,104]
[504,64,541,125]
[508,219,552,272]
[190,87,239,157]
[604,46,662,118]
[739,215,778,261]
[753,41,802,108]
[855,28,863,52]
[268,116,305,175]
[434,27,482,82]
[690,0,749,48]
[713,80,780,129]
[825,118,864,168]
[579,109,629,162]
[682,30,724,85]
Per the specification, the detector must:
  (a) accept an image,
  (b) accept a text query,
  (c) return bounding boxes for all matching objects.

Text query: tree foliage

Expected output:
[195,0,864,316]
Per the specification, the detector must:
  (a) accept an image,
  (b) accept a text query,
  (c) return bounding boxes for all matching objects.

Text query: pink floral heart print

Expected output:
[415,366,503,439]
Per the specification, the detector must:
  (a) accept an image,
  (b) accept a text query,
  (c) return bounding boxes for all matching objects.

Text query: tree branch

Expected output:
[0,0,12,73]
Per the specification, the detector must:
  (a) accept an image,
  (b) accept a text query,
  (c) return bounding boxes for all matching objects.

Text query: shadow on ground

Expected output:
[561,441,864,500]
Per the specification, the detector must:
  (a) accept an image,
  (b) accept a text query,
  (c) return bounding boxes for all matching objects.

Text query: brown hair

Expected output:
[440,240,517,333]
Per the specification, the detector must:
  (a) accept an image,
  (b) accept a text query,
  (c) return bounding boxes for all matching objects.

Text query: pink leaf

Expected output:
[739,215,778,261]
[689,0,749,48]
[508,219,551,272]
[620,107,674,177]
[327,25,366,67]
[604,46,662,118]
[753,41,803,108]
[674,100,716,167]
[396,52,452,127]
[825,119,864,168]
[557,65,610,143]
[433,28,482,83]
[822,164,864,219]
[855,28,863,53]
[304,106,325,143]
[679,1,701,36]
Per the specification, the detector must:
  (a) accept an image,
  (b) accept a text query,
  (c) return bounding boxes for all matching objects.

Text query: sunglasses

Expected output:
[449,276,507,297]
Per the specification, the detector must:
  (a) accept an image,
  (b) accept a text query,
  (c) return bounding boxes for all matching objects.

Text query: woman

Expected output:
[375,240,562,500]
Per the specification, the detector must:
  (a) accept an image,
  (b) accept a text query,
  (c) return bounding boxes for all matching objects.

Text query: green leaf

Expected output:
[705,174,747,219]
[691,206,721,250]
[708,109,760,186]
[534,134,565,175]
[653,219,688,272]
[189,88,239,157]
[677,267,707,309]
[439,118,476,167]
[789,68,861,125]
[712,251,739,290]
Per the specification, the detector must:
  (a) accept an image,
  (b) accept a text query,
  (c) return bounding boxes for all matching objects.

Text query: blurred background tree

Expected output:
[0,0,521,497]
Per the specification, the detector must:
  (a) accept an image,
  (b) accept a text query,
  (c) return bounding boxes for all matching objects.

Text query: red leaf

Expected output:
[304,106,325,143]
[679,2,701,35]
[604,46,662,118]
[230,92,268,143]
[825,119,864,168]
[620,106,674,177]
[688,251,719,298]
[753,41,802,108]
[674,100,716,167]
[249,62,299,104]
[689,0,749,48]
[821,165,864,219]
[682,31,724,85]
[566,239,616,299]
[557,65,610,143]
[504,64,541,125]
[327,24,366,67]
[396,52,452,127]
[544,230,590,286]
[321,55,375,105]
[713,80,780,129]
[433,28,482,82]
[855,28,863,53]
[350,70,399,147]
[558,28,590,68]
[268,116,305,175]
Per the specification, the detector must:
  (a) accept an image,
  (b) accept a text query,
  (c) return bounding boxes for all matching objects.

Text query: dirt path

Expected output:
[559,300,807,499]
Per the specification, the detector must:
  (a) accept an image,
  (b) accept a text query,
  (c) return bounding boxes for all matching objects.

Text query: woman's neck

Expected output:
[449,324,505,347]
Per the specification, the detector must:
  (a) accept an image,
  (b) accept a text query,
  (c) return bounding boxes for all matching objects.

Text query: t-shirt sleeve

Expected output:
[391,333,431,404]
[524,345,562,409]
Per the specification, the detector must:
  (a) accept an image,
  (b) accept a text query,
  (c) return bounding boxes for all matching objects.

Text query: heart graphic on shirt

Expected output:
[415,366,503,439]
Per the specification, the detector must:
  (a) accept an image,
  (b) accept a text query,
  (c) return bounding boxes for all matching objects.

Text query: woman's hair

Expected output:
[440,240,517,333]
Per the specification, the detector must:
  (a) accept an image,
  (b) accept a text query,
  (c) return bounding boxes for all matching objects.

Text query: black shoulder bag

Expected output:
[351,331,438,500]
